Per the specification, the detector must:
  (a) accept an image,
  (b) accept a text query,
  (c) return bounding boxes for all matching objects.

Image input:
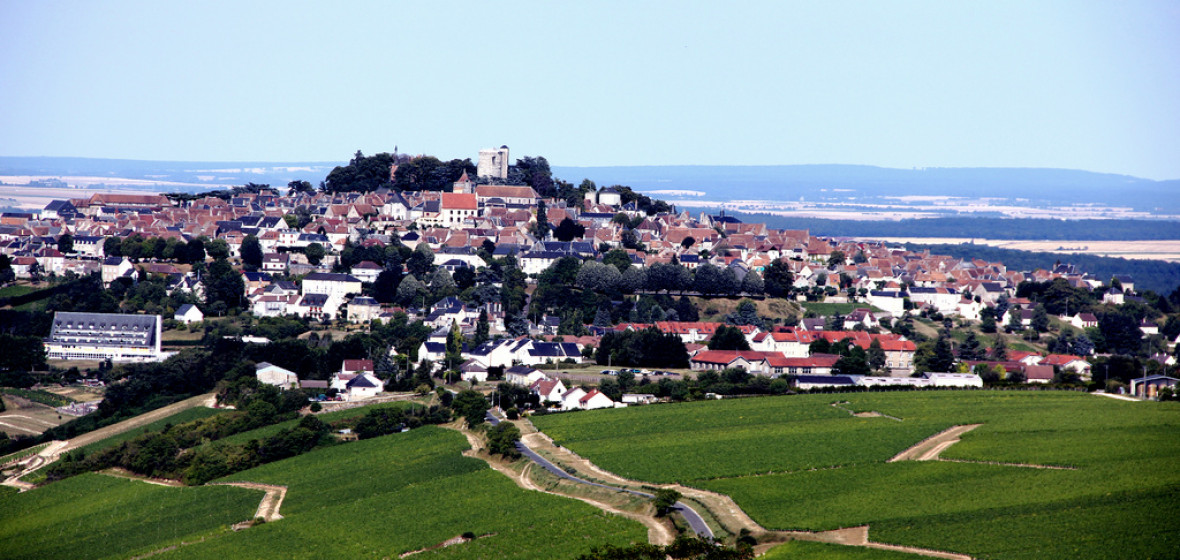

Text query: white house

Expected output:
[301,272,362,300]
[349,261,382,284]
[342,372,384,400]
[506,365,547,387]
[530,378,567,404]
[560,387,587,410]
[255,362,299,390]
[576,389,615,410]
[174,304,203,325]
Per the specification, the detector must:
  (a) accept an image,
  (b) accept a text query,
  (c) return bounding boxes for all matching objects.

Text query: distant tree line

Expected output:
[729,213,1180,242]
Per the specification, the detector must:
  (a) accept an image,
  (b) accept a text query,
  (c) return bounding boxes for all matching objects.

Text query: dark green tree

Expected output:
[763,259,793,298]
[57,233,74,254]
[553,217,586,242]
[241,235,263,270]
[304,243,325,266]
[452,390,489,428]
[708,325,751,351]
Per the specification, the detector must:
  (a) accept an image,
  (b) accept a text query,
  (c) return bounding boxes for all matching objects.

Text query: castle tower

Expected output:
[477,145,509,180]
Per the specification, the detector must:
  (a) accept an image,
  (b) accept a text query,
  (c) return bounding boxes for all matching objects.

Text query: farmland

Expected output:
[0,472,260,560]
[2,425,647,559]
[532,391,1180,559]
[159,426,646,560]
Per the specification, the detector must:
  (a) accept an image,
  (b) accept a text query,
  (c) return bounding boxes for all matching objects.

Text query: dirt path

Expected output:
[61,392,217,453]
[445,423,676,546]
[889,424,1074,470]
[889,425,983,462]
[211,482,288,521]
[1095,392,1141,402]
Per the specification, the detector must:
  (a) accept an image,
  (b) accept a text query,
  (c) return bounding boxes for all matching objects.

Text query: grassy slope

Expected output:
[156,426,646,560]
[75,406,226,456]
[0,473,259,560]
[533,391,1180,560]
[210,400,420,447]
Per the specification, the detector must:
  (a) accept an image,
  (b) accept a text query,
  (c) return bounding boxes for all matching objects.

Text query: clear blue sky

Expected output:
[2,1,1178,179]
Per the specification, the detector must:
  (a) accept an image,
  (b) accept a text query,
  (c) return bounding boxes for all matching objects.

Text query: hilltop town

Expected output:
[2,148,1179,560]
[1,147,1178,404]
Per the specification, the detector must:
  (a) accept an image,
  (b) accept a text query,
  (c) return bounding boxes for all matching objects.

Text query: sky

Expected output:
[1,1,1178,179]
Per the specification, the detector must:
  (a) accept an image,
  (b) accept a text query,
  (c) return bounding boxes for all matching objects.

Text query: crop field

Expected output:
[75,406,226,455]
[761,541,928,560]
[156,426,646,560]
[533,394,954,482]
[0,472,260,560]
[533,391,1180,560]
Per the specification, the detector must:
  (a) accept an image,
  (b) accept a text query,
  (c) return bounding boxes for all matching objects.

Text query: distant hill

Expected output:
[4,157,1178,214]
[0,156,342,190]
[552,164,1180,213]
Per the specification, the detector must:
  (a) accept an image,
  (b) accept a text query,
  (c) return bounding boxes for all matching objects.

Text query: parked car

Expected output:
[601,369,619,375]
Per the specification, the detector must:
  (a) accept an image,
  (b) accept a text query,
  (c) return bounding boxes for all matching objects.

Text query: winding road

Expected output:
[486,412,714,539]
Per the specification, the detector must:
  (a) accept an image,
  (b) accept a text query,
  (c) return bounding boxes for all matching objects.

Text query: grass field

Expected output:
[801,302,884,316]
[0,284,38,299]
[0,472,260,560]
[157,426,646,560]
[75,406,226,456]
[533,391,1180,560]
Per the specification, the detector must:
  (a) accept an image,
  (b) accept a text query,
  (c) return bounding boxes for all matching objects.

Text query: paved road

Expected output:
[487,412,714,539]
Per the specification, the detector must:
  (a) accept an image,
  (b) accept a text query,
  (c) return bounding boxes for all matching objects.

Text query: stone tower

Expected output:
[477,145,509,180]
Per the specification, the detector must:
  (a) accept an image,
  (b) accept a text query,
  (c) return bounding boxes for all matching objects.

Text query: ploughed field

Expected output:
[0,426,647,560]
[532,391,1180,560]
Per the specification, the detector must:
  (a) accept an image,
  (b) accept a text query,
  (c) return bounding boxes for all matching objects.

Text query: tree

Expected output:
[474,310,490,346]
[406,244,434,277]
[1031,304,1050,333]
[708,325,751,350]
[184,238,206,263]
[57,233,73,254]
[532,200,550,240]
[206,239,230,260]
[598,377,622,401]
[241,235,263,270]
[304,243,325,266]
[396,275,427,306]
[103,236,122,257]
[287,180,315,196]
[577,261,621,293]
[693,264,726,296]
[828,250,846,268]
[0,254,13,285]
[486,422,521,459]
[991,334,1008,361]
[980,307,997,333]
[740,271,764,295]
[867,338,887,371]
[958,332,985,361]
[202,258,245,312]
[553,217,586,242]
[602,249,632,273]
[653,488,682,517]
[373,269,401,303]
[833,352,871,376]
[452,390,489,428]
[763,259,794,298]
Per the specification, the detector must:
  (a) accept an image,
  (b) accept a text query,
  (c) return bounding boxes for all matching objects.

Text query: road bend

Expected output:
[486,412,714,539]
